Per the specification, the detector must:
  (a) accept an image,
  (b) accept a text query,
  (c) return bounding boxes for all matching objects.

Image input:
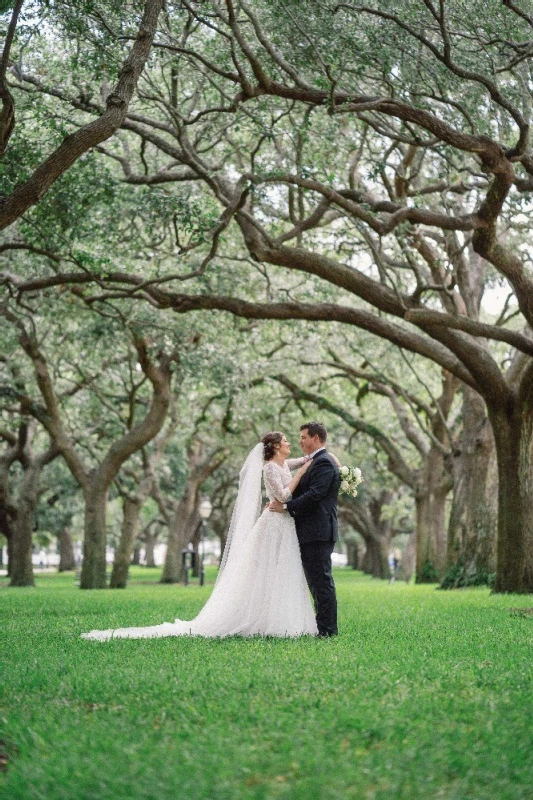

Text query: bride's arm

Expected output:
[286,456,308,469]
[264,463,292,502]
[264,460,312,502]
[287,459,312,496]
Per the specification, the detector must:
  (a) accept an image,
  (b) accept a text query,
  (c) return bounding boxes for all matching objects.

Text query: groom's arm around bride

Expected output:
[286,456,337,522]
[286,448,340,637]
[272,421,340,637]
[285,451,340,545]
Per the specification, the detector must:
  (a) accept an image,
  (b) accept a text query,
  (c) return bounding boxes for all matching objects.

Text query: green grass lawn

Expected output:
[1,567,532,800]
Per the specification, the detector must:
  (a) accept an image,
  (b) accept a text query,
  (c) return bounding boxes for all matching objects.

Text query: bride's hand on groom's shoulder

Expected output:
[299,459,312,475]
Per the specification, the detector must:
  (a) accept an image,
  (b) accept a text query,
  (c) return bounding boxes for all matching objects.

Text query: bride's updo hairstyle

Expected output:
[261,431,283,461]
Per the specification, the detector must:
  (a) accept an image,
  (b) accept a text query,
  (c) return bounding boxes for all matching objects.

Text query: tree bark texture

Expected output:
[414,480,449,583]
[443,388,497,588]
[161,491,199,584]
[414,373,456,583]
[110,488,148,587]
[144,529,156,567]
[159,444,224,583]
[7,425,57,587]
[10,453,56,586]
[80,480,109,589]
[110,413,177,586]
[361,535,390,579]
[339,493,392,579]
[0,425,30,578]
[58,526,75,571]
[345,538,359,569]
[9,465,37,587]
[80,356,172,588]
[110,497,142,588]
[490,399,533,593]
[0,464,15,577]
[0,0,24,156]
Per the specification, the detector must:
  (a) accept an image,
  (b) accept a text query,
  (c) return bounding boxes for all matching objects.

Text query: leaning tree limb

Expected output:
[0,0,164,230]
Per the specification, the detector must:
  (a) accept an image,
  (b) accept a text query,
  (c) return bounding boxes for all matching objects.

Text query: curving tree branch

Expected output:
[0,0,165,230]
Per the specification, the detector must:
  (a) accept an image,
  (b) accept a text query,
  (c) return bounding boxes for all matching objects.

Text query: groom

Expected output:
[270,422,340,637]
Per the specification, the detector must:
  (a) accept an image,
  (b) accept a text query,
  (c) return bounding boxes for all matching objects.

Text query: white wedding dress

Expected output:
[81,444,318,640]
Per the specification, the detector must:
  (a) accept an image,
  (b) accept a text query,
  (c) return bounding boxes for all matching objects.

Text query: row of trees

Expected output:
[1,0,532,591]
[0,285,497,591]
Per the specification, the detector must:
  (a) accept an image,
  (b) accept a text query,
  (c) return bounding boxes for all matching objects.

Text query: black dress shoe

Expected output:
[317,632,338,638]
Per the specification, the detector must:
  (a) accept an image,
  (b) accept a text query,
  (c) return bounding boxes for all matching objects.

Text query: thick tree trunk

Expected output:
[10,510,35,586]
[144,530,156,567]
[339,493,393,579]
[110,497,142,588]
[360,535,389,579]
[414,435,450,584]
[58,527,75,571]
[375,536,390,579]
[443,388,497,588]
[132,545,141,566]
[9,512,34,586]
[9,463,40,587]
[80,481,108,589]
[406,372,455,583]
[415,483,448,583]
[360,540,373,575]
[161,519,184,583]
[78,347,172,588]
[345,540,359,569]
[490,402,533,593]
[400,533,416,582]
[0,455,17,578]
[161,509,195,583]
[161,469,204,583]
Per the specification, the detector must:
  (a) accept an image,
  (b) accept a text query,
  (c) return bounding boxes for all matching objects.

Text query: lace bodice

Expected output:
[263,457,306,503]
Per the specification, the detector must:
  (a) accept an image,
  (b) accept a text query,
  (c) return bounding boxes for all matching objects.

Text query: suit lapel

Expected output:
[300,450,326,487]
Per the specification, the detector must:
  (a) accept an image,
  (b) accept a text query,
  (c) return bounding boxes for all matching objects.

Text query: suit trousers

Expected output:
[299,540,338,636]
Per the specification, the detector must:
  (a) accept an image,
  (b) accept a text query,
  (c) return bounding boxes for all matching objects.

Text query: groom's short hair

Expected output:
[300,422,327,442]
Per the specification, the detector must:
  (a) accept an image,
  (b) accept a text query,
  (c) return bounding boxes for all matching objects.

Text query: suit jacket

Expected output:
[286,450,340,544]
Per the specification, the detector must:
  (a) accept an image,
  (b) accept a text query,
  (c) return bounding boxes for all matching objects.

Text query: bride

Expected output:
[81,431,318,640]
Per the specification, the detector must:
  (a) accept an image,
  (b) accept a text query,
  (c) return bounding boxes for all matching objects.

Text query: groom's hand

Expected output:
[269,499,285,513]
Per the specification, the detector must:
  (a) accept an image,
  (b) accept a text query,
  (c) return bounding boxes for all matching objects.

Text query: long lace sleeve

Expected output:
[286,457,306,470]
[263,463,292,502]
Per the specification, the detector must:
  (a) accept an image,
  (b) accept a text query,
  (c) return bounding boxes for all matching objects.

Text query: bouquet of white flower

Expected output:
[339,465,364,497]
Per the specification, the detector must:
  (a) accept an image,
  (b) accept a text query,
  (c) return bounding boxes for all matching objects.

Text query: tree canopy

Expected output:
[2,1,533,591]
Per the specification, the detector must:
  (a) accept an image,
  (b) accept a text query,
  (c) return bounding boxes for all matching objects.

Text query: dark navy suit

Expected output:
[286,450,340,636]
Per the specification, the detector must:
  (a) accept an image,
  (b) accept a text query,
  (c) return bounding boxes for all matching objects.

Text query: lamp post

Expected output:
[198,497,212,587]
